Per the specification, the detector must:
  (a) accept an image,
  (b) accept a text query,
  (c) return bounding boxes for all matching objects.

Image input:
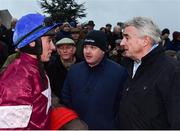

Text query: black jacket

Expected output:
[118,45,180,129]
[46,54,80,99]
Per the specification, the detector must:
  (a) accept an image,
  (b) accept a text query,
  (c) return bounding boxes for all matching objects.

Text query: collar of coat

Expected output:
[124,44,165,77]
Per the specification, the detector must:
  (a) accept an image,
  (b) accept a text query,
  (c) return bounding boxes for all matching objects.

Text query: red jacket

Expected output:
[0,53,51,129]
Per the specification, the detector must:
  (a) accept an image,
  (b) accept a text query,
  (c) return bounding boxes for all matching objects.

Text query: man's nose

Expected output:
[120,38,125,46]
[84,47,91,53]
[51,42,56,51]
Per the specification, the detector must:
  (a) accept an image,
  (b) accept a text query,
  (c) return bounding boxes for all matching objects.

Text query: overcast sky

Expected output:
[0,0,180,37]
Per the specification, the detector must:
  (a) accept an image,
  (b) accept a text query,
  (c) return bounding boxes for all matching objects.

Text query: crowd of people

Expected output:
[0,13,180,130]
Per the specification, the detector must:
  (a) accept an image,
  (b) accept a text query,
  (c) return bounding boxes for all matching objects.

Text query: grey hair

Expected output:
[124,16,161,43]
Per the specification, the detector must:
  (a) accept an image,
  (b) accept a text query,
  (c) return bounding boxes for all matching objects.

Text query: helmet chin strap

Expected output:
[20,38,46,87]
[35,39,46,87]
[20,38,42,55]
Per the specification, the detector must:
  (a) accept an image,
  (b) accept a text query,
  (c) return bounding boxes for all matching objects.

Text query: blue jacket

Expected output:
[61,56,127,129]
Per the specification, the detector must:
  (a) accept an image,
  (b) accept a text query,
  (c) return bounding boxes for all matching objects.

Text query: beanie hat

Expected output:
[84,30,107,51]
[56,37,75,46]
[51,107,79,130]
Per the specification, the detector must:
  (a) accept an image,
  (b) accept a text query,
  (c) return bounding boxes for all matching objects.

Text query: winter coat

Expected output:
[118,45,180,129]
[46,53,81,99]
[46,54,68,99]
[61,56,127,129]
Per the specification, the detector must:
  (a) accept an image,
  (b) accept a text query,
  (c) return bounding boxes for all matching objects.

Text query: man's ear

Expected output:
[143,36,151,47]
[29,42,36,47]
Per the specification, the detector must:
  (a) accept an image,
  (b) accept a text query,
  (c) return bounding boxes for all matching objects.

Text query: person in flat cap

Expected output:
[46,37,88,130]
[46,37,81,103]
[61,30,128,129]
